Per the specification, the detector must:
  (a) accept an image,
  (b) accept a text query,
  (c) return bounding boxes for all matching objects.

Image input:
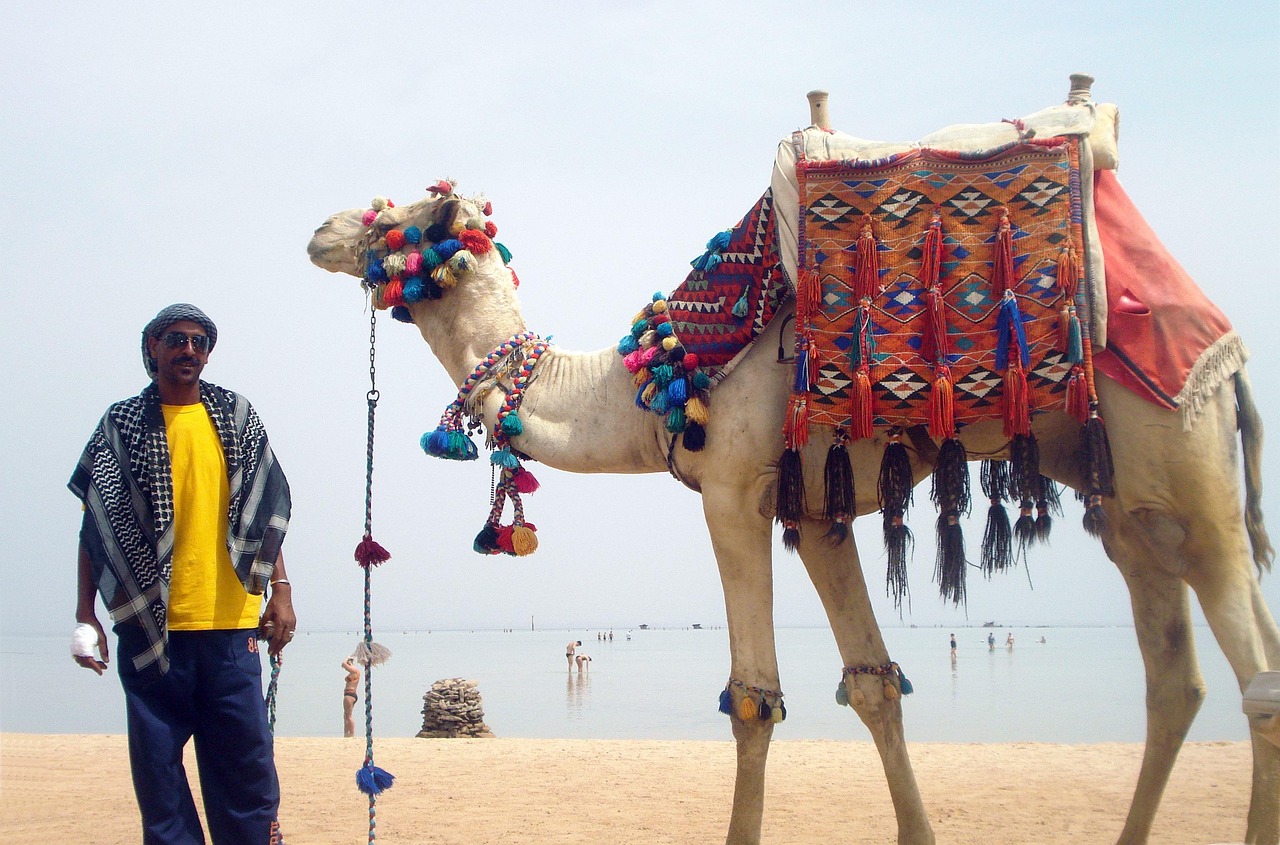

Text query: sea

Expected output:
[1,625,1250,743]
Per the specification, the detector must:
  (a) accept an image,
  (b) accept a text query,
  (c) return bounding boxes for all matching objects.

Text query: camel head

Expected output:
[308,180,527,376]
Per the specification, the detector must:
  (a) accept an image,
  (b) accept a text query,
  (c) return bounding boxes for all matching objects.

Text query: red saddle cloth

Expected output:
[1091,169,1239,417]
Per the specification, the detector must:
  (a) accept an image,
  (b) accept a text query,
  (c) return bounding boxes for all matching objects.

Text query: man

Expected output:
[69,303,294,844]
[566,639,581,669]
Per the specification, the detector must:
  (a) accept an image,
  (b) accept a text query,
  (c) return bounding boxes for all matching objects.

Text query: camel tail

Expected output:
[1236,369,1274,573]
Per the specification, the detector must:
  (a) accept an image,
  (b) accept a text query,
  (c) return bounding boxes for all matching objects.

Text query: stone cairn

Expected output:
[417,678,495,738]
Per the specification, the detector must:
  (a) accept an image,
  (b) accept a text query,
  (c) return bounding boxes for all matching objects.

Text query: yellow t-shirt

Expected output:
[162,403,260,630]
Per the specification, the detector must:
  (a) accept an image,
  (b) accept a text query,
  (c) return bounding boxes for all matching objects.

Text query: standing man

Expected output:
[566,639,582,669]
[69,303,294,844]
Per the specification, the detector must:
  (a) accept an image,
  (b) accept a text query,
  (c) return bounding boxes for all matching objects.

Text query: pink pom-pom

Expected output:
[623,350,644,373]
[385,229,405,251]
[640,347,659,364]
[404,252,422,275]
[362,209,378,226]
[483,200,493,216]
[484,221,498,238]
[683,353,699,370]
[354,535,391,568]
[512,467,541,494]
[427,180,453,196]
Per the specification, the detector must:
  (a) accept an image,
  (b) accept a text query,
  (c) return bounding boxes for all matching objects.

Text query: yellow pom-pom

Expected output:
[371,196,389,211]
[685,395,710,425]
[632,309,650,325]
[850,687,866,706]
[883,681,901,700]
[737,695,757,721]
[633,369,650,388]
[652,300,667,313]
[770,703,784,723]
[661,336,677,351]
[465,216,484,230]
[432,263,458,290]
[511,526,538,556]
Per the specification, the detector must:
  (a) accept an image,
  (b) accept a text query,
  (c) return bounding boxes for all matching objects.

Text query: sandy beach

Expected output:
[0,733,1253,844]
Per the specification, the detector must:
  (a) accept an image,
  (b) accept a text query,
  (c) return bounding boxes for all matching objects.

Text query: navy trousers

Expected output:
[117,626,280,845]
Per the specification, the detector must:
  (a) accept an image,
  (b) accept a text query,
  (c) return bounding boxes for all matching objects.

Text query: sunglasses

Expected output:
[160,331,211,353]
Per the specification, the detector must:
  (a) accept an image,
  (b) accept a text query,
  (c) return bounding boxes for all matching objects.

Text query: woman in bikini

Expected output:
[342,656,361,737]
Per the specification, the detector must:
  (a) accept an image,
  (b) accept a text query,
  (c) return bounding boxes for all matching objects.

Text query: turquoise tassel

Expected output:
[494,242,512,264]
[732,292,749,318]
[835,680,849,707]
[490,448,519,469]
[1067,311,1083,364]
[896,665,914,696]
[501,414,523,437]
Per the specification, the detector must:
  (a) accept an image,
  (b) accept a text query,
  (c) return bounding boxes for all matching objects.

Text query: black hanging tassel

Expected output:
[776,448,806,551]
[1081,412,1114,537]
[929,438,971,515]
[1014,498,1037,557]
[878,435,916,608]
[1040,475,1063,516]
[935,512,967,606]
[979,460,1013,576]
[473,523,501,555]
[682,421,706,452]
[1034,476,1059,543]
[822,437,855,546]
[1009,434,1041,504]
[758,697,772,721]
[884,509,913,608]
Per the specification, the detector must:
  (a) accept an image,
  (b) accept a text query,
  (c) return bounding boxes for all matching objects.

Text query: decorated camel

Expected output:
[309,76,1279,844]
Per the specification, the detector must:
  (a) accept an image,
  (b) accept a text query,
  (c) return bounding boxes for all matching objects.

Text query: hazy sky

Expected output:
[2,3,1277,643]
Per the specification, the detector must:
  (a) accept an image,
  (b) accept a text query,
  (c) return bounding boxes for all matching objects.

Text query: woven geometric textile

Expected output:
[794,137,1088,435]
[667,189,790,381]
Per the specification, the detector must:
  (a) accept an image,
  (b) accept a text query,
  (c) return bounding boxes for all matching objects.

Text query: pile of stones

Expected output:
[416,677,495,738]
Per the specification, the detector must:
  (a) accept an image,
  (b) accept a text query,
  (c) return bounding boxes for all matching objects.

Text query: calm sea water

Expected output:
[1,626,1248,743]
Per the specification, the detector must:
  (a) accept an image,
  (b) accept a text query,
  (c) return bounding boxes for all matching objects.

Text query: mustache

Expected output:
[174,357,200,366]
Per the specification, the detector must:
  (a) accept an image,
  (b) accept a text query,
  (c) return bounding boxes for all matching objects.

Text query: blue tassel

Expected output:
[656,322,674,338]
[491,448,520,469]
[691,253,710,271]
[618,335,639,354]
[356,764,396,796]
[402,225,422,244]
[704,254,722,272]
[667,378,687,403]
[732,292,749,318]
[366,257,387,283]
[401,279,425,303]
[718,687,734,715]
[391,306,414,324]
[1067,312,1083,364]
[495,242,512,264]
[501,414,523,436]
[650,391,670,414]
[995,293,1031,371]
[652,291,665,302]
[708,230,731,251]
[896,665,914,696]
[793,348,809,393]
[635,381,654,409]
[835,680,849,707]
[422,427,452,457]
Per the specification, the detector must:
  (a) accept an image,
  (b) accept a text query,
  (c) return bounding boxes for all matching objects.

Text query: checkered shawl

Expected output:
[68,381,291,679]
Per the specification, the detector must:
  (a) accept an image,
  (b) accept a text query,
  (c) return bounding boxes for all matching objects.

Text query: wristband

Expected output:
[270,579,291,588]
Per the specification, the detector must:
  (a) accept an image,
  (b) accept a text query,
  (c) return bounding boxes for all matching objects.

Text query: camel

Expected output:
[308,80,1280,844]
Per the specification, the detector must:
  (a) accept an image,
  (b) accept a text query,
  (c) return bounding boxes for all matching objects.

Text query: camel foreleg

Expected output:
[702,482,781,845]
[795,519,935,845]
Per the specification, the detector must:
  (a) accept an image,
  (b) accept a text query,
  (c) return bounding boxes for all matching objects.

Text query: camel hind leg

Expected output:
[794,518,935,845]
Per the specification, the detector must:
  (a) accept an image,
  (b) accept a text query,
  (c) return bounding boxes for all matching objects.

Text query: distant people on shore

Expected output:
[341,656,360,737]
[576,653,592,673]
[566,639,582,669]
[987,632,995,651]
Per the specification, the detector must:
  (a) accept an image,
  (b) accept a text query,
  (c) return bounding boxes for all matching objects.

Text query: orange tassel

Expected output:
[1056,246,1081,300]
[1066,366,1089,424]
[925,287,949,363]
[992,207,1015,298]
[784,394,810,450]
[929,366,955,439]
[855,216,880,300]
[1057,305,1072,353]
[1003,362,1030,437]
[851,366,874,440]
[797,270,821,323]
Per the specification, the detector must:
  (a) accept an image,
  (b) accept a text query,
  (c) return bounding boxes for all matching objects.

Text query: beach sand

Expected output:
[0,733,1251,844]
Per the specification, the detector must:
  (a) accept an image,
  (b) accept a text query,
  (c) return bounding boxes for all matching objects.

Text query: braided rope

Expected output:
[361,307,385,842]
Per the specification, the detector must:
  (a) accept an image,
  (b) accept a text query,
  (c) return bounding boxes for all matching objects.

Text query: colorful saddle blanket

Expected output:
[792,136,1090,436]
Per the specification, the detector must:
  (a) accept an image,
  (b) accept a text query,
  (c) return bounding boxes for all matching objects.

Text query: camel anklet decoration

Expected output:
[719,678,787,724]
[357,184,546,556]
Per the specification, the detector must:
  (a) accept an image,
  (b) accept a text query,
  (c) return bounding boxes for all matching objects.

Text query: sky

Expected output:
[2,2,1278,643]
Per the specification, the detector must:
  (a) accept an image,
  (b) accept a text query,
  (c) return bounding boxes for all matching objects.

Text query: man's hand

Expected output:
[72,618,109,675]
[259,583,296,657]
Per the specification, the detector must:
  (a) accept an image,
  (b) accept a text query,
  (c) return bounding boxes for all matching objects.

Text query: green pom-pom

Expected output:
[665,407,686,433]
[501,414,523,436]
[495,242,513,264]
[692,372,711,390]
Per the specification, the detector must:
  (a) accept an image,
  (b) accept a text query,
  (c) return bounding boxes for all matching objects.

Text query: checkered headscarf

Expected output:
[141,303,218,378]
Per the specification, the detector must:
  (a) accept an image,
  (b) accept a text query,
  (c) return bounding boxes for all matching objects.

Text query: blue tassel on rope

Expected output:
[650,390,670,414]
[793,348,809,393]
[501,414,523,437]
[402,225,422,244]
[491,448,520,469]
[896,665,914,696]
[365,256,387,283]
[718,687,734,715]
[708,230,732,251]
[356,764,396,796]
[391,306,414,323]
[618,335,639,354]
[401,279,425,303]
[434,239,463,260]
[667,378,687,404]
[732,292,750,318]
[422,426,452,457]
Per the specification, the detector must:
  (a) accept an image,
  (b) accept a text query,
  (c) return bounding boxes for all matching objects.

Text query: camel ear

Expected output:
[308,208,368,276]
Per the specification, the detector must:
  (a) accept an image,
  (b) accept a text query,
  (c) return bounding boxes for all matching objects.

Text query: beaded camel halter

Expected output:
[357,180,549,557]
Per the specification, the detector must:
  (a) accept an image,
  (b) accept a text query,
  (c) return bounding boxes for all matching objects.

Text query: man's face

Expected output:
[147,319,211,392]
